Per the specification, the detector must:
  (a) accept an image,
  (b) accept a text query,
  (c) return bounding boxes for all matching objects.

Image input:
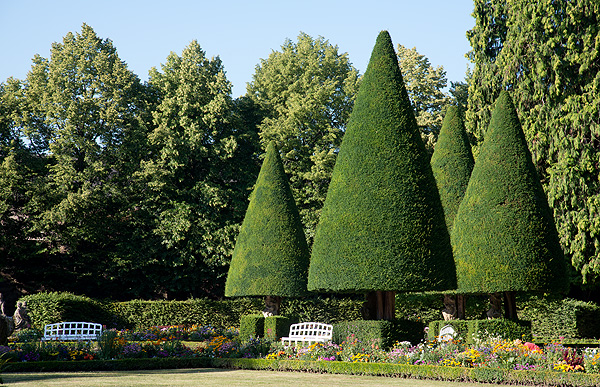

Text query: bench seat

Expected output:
[42,322,103,341]
[281,322,333,346]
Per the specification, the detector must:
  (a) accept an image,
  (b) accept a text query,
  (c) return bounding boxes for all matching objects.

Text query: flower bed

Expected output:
[3,325,600,385]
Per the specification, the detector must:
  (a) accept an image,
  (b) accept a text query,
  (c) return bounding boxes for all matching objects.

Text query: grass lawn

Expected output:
[2,368,498,386]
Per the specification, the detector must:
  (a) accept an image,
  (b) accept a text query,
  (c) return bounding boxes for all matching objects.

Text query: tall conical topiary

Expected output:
[308,31,456,320]
[225,142,310,314]
[430,105,474,233]
[430,106,474,320]
[452,91,567,318]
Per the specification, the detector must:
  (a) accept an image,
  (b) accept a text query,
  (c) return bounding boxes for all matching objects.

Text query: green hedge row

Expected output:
[20,292,600,343]
[7,358,600,386]
[333,320,424,348]
[427,319,532,343]
[21,292,362,331]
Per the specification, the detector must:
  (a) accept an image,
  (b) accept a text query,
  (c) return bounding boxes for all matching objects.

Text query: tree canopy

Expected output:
[225,142,310,298]
[396,44,449,153]
[466,0,600,286]
[246,32,360,243]
[452,91,567,294]
[430,105,474,233]
[308,31,456,294]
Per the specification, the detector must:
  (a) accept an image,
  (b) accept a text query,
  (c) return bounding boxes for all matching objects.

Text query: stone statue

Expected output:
[0,293,5,316]
[13,301,31,331]
[442,294,457,321]
[262,296,282,317]
[486,292,502,319]
[0,315,14,346]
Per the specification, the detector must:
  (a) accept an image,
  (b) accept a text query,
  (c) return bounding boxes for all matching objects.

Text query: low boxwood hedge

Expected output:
[5,357,600,386]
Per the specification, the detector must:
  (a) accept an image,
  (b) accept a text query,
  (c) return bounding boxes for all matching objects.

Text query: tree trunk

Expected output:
[365,291,395,321]
[503,291,518,320]
[456,295,466,320]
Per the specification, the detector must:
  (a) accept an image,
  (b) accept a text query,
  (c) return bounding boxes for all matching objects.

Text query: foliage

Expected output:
[225,142,310,297]
[430,105,474,232]
[239,315,264,341]
[264,316,296,341]
[333,320,425,348]
[246,32,359,243]
[308,31,455,293]
[452,91,567,293]
[97,329,124,360]
[427,319,533,344]
[396,44,450,152]
[519,295,600,341]
[137,39,260,298]
[466,0,600,286]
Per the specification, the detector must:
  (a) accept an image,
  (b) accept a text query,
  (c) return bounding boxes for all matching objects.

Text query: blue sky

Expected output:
[1,0,475,97]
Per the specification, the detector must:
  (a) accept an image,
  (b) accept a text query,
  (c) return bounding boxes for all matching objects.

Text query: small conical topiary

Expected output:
[451,91,567,295]
[308,31,456,300]
[225,142,310,299]
[430,105,474,233]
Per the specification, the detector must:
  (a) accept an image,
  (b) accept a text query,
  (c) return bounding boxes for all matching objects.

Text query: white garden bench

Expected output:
[281,322,333,346]
[41,322,103,341]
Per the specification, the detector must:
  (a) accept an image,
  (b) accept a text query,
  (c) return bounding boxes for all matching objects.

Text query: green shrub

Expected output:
[281,296,362,324]
[333,319,424,348]
[225,142,310,298]
[20,292,116,330]
[451,91,567,294]
[427,319,532,343]
[430,105,474,233]
[308,30,455,293]
[264,316,296,341]
[519,295,600,341]
[239,314,264,341]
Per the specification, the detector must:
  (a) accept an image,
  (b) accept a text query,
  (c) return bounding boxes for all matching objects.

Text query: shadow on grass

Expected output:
[3,367,234,383]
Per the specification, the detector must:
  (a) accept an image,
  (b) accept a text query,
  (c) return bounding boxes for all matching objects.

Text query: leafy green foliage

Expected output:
[519,295,600,341]
[136,40,260,298]
[452,91,567,293]
[239,315,265,341]
[264,316,296,341]
[225,143,310,297]
[466,0,600,286]
[427,319,532,344]
[308,31,456,293]
[333,320,425,348]
[396,44,449,152]
[430,105,474,232]
[247,32,359,243]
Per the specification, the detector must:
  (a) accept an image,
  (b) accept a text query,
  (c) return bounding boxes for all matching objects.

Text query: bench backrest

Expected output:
[43,322,103,340]
[288,322,333,338]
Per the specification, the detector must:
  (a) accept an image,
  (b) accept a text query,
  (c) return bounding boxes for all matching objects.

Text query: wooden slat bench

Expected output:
[42,322,103,341]
[281,322,333,346]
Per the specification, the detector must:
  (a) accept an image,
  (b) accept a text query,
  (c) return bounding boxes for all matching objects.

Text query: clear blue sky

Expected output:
[0,0,475,98]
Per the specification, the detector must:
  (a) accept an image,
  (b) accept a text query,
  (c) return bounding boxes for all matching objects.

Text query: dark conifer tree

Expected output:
[308,31,456,320]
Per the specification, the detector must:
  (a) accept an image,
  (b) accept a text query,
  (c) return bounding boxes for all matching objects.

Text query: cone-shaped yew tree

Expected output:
[430,105,474,319]
[452,91,567,319]
[225,142,310,315]
[308,31,456,320]
[431,106,474,233]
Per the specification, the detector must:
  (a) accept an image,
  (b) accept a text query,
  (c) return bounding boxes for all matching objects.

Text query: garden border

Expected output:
[4,358,600,386]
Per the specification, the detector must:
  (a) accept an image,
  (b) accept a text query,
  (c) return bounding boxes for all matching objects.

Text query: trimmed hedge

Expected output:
[239,314,264,341]
[451,91,567,293]
[333,319,424,348]
[427,318,532,343]
[308,30,456,293]
[225,142,310,298]
[8,358,600,386]
[264,316,296,341]
[519,296,600,341]
[430,105,474,233]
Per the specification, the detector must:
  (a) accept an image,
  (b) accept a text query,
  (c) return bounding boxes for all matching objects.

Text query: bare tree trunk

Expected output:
[364,291,395,321]
[503,291,518,320]
[456,294,466,320]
